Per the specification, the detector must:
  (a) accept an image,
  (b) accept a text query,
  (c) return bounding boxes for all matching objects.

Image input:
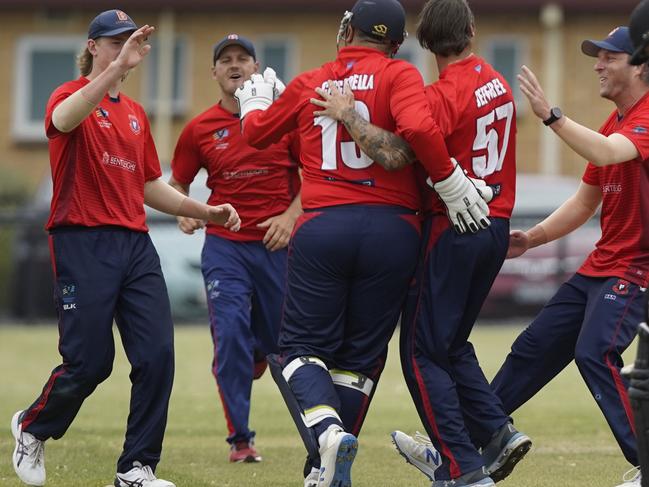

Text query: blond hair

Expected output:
[77,47,93,76]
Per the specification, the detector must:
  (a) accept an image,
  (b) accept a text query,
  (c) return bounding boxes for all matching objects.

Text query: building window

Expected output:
[481,36,528,110]
[257,37,298,82]
[143,36,190,116]
[13,35,84,142]
[395,37,431,83]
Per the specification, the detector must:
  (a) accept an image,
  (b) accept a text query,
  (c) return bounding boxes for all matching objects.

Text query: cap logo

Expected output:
[227,34,239,40]
[372,24,388,37]
[115,10,130,22]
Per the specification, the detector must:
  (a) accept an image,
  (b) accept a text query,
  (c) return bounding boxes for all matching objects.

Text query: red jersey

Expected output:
[579,92,649,287]
[171,103,300,241]
[422,55,516,219]
[45,77,161,231]
[243,46,454,211]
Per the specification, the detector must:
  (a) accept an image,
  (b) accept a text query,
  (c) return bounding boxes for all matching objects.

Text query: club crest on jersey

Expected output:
[128,114,141,135]
[612,279,630,295]
[95,107,112,128]
[212,128,230,150]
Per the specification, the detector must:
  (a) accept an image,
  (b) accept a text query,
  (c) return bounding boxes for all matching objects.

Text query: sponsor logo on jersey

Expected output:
[612,279,630,295]
[602,183,622,193]
[102,151,137,172]
[222,168,269,180]
[322,74,375,93]
[95,107,112,128]
[474,77,508,108]
[128,114,141,135]
[474,64,482,73]
[632,126,647,134]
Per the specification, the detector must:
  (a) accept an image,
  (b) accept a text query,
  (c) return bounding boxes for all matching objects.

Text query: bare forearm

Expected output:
[340,107,415,171]
[285,191,303,219]
[144,178,209,219]
[528,195,597,248]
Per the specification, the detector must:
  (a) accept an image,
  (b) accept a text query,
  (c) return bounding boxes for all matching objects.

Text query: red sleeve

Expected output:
[425,80,459,138]
[582,162,600,186]
[387,62,453,181]
[142,114,162,182]
[287,130,302,165]
[171,120,202,185]
[242,73,310,148]
[44,85,75,139]
[617,111,649,161]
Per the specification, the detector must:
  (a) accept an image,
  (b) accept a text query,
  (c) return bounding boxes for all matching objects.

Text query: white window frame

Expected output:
[142,35,191,117]
[395,36,431,83]
[13,35,84,142]
[481,35,529,114]
[256,35,299,82]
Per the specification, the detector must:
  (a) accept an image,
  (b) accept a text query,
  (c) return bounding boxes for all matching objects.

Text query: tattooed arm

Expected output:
[310,80,415,171]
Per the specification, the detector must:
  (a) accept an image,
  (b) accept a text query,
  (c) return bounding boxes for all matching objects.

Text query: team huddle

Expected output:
[9,0,649,486]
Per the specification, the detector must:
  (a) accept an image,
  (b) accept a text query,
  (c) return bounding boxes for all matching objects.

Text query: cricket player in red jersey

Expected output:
[234,1,490,485]
[10,10,239,487]
[169,34,301,464]
[312,1,529,485]
[493,26,649,487]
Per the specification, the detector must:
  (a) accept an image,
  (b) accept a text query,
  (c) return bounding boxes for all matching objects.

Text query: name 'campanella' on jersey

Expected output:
[321,74,375,93]
[474,77,508,108]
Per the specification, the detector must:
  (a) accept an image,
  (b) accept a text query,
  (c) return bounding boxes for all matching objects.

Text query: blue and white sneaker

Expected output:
[391,430,441,481]
[305,466,320,487]
[614,467,641,487]
[12,410,46,486]
[432,467,495,487]
[114,461,175,487]
[317,426,358,487]
[481,423,531,483]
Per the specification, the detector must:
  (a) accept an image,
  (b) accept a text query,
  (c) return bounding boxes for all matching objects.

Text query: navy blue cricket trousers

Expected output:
[201,234,286,444]
[401,216,511,480]
[20,227,174,474]
[492,273,644,466]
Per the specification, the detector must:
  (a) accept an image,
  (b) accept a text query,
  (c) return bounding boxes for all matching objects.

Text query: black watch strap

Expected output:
[543,107,563,126]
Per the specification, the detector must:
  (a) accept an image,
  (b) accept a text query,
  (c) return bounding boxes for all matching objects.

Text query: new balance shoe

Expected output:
[114,461,175,487]
[317,426,358,487]
[391,430,441,481]
[432,467,495,487]
[229,439,262,463]
[481,422,531,483]
[305,466,320,487]
[11,410,46,486]
[614,467,641,487]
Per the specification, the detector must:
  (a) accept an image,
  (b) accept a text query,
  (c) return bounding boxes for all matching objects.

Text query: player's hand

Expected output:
[235,74,274,118]
[469,177,494,203]
[205,203,241,232]
[311,80,355,122]
[432,160,490,234]
[263,67,286,99]
[517,65,552,121]
[113,25,155,72]
[176,216,205,235]
[506,230,530,259]
[257,211,299,251]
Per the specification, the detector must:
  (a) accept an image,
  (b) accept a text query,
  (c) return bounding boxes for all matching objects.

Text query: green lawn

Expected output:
[0,323,636,486]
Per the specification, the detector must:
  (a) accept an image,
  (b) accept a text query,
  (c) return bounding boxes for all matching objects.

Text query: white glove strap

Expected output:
[235,74,274,118]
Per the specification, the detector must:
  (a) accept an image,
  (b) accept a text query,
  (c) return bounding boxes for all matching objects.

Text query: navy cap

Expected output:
[629,0,649,65]
[88,9,137,40]
[581,26,634,57]
[212,34,256,64]
[350,0,406,44]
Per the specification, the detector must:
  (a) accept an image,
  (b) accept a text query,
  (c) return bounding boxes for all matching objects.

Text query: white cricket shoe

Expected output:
[305,466,319,487]
[614,467,641,487]
[317,426,358,487]
[114,462,176,487]
[11,410,46,486]
[391,430,441,481]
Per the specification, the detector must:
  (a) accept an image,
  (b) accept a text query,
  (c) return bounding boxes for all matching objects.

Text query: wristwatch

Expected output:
[543,107,563,126]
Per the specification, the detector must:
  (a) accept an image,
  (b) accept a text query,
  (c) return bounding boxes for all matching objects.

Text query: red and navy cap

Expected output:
[581,26,634,57]
[213,34,256,64]
[349,0,407,44]
[88,9,137,40]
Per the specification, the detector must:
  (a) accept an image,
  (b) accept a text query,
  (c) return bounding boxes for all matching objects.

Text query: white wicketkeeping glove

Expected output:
[432,158,490,234]
[263,67,286,99]
[235,73,274,118]
[470,177,494,203]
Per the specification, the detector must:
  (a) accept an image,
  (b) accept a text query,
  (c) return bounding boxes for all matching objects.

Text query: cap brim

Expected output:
[90,26,136,39]
[581,39,626,57]
[214,40,255,60]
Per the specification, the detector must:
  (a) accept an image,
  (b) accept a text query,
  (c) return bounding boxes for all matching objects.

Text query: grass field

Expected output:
[0,323,636,487]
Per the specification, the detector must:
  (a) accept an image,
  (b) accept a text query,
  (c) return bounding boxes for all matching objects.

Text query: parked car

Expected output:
[480,174,601,319]
[11,170,210,322]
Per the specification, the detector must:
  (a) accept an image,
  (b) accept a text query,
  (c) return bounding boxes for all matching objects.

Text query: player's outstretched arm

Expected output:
[518,65,639,166]
[144,178,240,232]
[168,176,205,235]
[311,81,415,171]
[52,26,155,133]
